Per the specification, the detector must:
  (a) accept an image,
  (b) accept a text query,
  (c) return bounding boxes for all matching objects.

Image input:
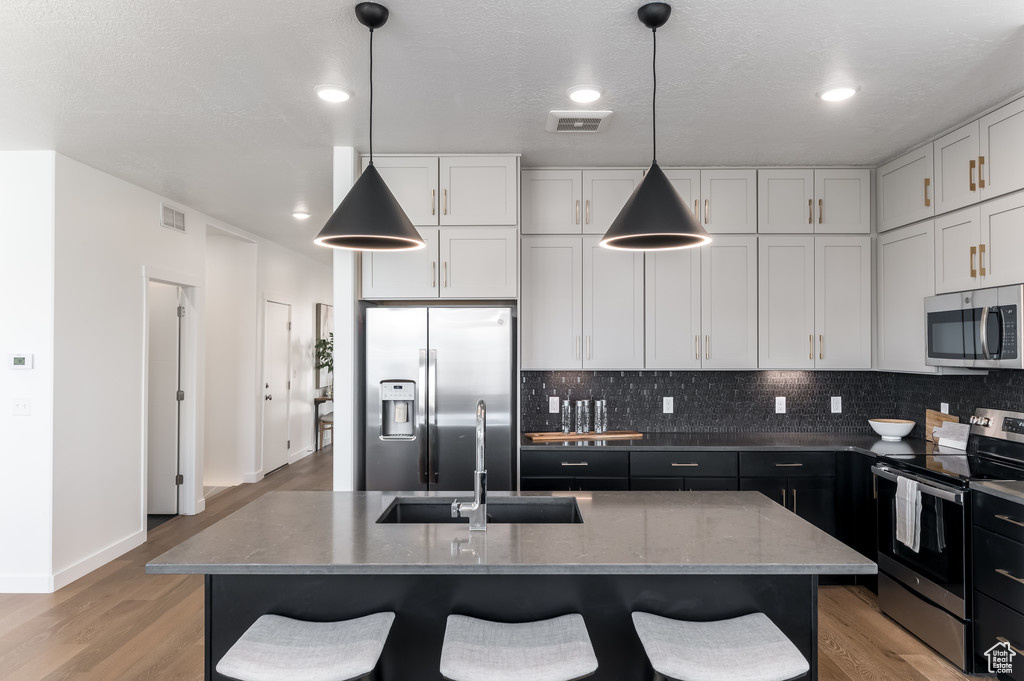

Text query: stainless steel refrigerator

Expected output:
[364,306,514,491]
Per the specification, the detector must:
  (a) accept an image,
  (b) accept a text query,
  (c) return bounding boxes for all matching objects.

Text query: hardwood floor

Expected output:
[0,447,991,680]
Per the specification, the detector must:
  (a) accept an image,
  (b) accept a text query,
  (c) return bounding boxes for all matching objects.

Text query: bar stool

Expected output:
[440,613,598,681]
[631,612,809,681]
[216,612,395,681]
[319,413,334,449]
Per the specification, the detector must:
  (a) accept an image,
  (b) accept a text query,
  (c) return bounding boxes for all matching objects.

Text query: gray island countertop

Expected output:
[147,490,876,577]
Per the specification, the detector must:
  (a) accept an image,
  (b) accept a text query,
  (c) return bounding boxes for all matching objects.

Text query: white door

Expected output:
[933,121,980,214]
[521,169,582,234]
[583,236,644,369]
[147,282,180,515]
[521,236,583,369]
[362,156,439,225]
[980,190,1024,288]
[980,97,1024,201]
[361,227,440,299]
[815,236,871,369]
[877,222,937,374]
[701,236,758,368]
[758,237,815,368]
[645,248,702,369]
[757,169,814,234]
[934,206,981,294]
[582,169,644,234]
[877,145,934,232]
[440,156,518,225]
[701,170,757,234]
[814,169,871,234]
[262,301,291,473]
[440,227,517,298]
[663,168,702,223]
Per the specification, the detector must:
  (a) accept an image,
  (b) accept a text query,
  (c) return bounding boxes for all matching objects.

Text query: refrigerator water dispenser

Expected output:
[380,380,416,439]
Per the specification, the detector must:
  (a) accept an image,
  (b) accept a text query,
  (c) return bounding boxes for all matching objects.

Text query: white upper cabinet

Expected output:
[814,236,871,369]
[439,227,518,299]
[361,227,440,299]
[980,97,1024,201]
[700,170,757,234]
[582,169,644,235]
[757,170,814,234]
[662,169,702,221]
[814,170,871,234]
[362,156,440,225]
[877,222,937,374]
[583,237,645,369]
[758,169,869,234]
[758,237,815,368]
[701,236,759,368]
[521,170,582,234]
[934,206,981,294]
[439,156,518,225]
[645,248,702,369]
[877,145,934,232]
[933,122,981,214]
[520,236,583,370]
[978,190,1024,288]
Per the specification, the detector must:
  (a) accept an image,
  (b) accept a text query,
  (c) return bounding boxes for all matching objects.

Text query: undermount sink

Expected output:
[376,496,583,524]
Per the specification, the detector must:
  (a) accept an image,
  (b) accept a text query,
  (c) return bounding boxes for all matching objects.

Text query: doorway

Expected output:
[262,301,292,474]
[146,281,182,526]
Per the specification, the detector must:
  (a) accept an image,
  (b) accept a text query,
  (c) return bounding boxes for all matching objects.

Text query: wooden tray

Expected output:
[524,430,643,442]
[925,409,959,442]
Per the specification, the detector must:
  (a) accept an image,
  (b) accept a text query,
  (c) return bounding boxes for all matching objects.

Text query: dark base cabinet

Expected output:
[632,477,739,491]
[520,476,628,491]
[973,491,1024,679]
[520,450,629,491]
[738,477,836,537]
[836,452,877,592]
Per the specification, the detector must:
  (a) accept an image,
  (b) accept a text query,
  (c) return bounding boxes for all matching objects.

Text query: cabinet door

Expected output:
[701,169,757,234]
[362,156,439,226]
[582,169,644,234]
[815,236,871,369]
[790,477,837,536]
[877,145,934,232]
[520,476,574,491]
[663,168,702,222]
[758,236,815,369]
[583,236,644,369]
[877,222,937,373]
[757,169,814,234]
[980,96,1024,201]
[645,248,702,369]
[980,190,1024,288]
[684,477,739,491]
[439,156,518,225]
[934,206,981,294]
[520,237,582,369]
[701,236,758,368]
[740,477,788,507]
[361,227,440,299]
[934,121,981,214]
[814,169,871,234]
[439,227,517,298]
[521,170,582,234]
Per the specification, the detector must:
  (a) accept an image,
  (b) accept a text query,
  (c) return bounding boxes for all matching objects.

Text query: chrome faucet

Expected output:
[452,400,487,531]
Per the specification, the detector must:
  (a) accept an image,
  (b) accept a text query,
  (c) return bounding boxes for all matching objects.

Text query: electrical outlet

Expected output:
[663,396,674,414]
[13,398,30,416]
[940,402,950,414]
[775,396,786,414]
[831,396,842,414]
[548,396,560,414]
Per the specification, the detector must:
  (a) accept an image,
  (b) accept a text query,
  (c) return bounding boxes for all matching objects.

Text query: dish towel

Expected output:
[896,476,922,552]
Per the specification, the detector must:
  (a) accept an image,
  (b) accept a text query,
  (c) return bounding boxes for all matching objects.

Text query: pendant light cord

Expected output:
[651,27,657,164]
[368,28,374,165]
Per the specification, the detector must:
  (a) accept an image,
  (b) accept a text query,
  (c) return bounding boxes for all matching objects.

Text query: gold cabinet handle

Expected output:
[997,637,1024,656]
[808,199,813,225]
[969,158,977,192]
[793,488,797,513]
[819,334,824,360]
[818,198,823,224]
[979,156,986,188]
[704,199,710,225]
[970,245,978,278]
[586,335,592,360]
[585,199,591,224]
[694,199,699,218]
[924,177,931,207]
[443,188,448,215]
[576,336,581,360]
[443,261,448,287]
[809,334,813,360]
[996,568,1024,586]
[575,199,580,225]
[432,261,436,288]
[996,514,1024,528]
[431,189,436,215]
[979,243,987,277]
[705,335,710,360]
[695,335,700,360]
[781,489,787,507]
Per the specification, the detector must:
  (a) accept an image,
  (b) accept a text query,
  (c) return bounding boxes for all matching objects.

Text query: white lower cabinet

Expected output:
[877,222,937,374]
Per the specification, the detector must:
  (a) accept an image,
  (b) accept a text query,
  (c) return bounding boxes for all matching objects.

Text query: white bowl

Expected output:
[869,419,915,441]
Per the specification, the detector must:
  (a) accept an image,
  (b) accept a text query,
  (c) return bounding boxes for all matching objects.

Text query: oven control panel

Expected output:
[1002,417,1024,436]
[971,407,1024,444]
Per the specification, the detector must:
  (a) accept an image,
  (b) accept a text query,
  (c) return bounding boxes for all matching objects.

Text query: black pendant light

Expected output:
[599,3,711,251]
[315,2,425,252]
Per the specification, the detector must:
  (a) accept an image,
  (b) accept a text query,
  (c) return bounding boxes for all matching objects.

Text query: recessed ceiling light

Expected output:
[315,85,353,103]
[567,85,603,104]
[818,84,860,102]
[292,211,311,220]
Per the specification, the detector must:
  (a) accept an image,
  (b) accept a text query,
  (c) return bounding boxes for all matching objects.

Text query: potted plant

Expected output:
[315,332,333,398]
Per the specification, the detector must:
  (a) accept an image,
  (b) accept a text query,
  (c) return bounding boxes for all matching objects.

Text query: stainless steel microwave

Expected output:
[925,284,1022,369]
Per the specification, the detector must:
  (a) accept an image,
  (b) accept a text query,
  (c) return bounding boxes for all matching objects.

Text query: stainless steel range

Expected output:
[872,407,1024,672]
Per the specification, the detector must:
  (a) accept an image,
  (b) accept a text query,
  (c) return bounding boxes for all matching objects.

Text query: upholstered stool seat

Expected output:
[440,613,598,681]
[632,612,809,681]
[216,612,395,681]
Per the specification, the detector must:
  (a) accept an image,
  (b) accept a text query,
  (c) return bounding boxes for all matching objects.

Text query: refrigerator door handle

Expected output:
[428,349,439,483]
[417,349,428,484]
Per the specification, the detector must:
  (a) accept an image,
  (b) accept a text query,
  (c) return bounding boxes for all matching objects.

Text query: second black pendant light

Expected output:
[599,2,711,251]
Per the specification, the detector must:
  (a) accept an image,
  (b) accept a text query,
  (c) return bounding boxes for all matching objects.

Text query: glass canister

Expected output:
[575,399,591,433]
[560,399,572,434]
[594,400,607,434]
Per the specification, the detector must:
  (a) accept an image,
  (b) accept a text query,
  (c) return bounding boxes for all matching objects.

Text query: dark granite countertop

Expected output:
[971,480,1024,505]
[146,490,876,577]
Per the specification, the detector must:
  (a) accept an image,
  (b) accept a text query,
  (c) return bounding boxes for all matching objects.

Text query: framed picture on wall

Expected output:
[315,303,333,389]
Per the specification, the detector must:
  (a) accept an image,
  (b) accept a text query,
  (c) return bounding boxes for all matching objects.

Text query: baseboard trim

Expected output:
[0,573,55,593]
[52,529,146,592]
[288,448,313,465]
[242,472,264,484]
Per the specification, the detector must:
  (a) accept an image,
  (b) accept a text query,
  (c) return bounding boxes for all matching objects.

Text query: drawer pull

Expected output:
[997,637,1024,656]
[996,514,1024,529]
[775,463,804,467]
[561,462,589,467]
[996,568,1024,586]
[671,463,699,467]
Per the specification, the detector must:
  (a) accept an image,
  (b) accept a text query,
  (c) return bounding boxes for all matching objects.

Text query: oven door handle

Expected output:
[871,465,964,505]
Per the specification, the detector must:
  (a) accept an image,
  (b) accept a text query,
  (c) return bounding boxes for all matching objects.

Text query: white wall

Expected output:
[0,152,56,591]
[332,147,359,491]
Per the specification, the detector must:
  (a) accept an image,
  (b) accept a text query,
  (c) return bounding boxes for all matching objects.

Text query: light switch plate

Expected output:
[831,396,842,414]
[775,396,786,414]
[663,396,674,414]
[548,396,560,414]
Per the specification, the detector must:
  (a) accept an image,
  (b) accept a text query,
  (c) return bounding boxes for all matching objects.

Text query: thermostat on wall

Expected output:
[9,354,33,370]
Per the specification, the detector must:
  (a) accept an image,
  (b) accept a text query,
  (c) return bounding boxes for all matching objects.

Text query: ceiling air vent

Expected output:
[546,110,613,133]
[160,203,186,233]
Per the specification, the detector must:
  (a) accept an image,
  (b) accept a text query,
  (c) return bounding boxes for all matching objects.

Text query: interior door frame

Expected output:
[260,297,292,476]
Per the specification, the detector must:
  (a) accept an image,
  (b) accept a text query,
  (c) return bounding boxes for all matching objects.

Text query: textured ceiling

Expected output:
[1,0,1022,261]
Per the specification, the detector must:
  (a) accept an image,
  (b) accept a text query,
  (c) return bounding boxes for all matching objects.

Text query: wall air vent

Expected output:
[160,203,186,233]
[546,110,613,133]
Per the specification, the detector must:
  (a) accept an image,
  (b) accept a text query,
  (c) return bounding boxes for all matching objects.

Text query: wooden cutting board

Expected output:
[925,409,959,442]
[524,430,643,442]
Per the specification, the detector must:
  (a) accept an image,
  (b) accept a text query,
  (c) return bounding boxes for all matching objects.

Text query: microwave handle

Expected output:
[980,306,992,360]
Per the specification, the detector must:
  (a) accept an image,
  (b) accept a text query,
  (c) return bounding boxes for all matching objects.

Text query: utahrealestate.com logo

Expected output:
[985,640,1017,674]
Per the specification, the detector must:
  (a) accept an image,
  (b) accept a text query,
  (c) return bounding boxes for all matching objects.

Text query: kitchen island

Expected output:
[148,490,875,680]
